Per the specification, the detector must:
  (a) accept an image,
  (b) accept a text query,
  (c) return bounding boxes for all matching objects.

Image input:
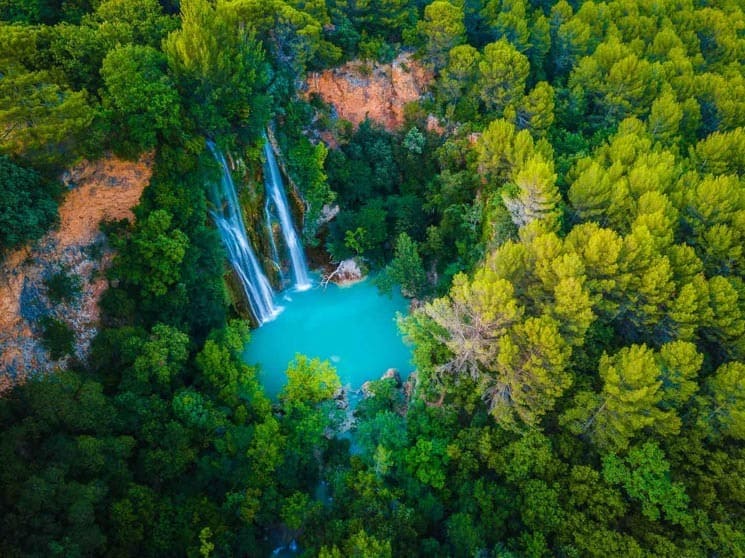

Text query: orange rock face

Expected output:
[306,53,432,132]
[56,156,152,247]
[0,153,152,393]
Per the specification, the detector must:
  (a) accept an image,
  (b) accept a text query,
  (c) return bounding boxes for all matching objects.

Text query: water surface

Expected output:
[245,277,412,397]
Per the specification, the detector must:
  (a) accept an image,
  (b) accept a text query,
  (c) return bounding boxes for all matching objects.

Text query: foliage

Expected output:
[281,354,341,406]
[0,156,60,253]
[376,232,428,298]
[40,316,75,359]
[113,209,188,298]
[602,442,690,525]
[100,44,181,156]
[0,54,94,165]
[163,0,271,140]
[44,268,82,304]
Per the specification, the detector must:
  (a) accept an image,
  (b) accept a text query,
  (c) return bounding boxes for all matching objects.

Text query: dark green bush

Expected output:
[40,316,75,360]
[44,269,82,304]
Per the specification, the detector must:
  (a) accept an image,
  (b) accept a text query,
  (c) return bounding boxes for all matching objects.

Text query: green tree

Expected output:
[0,156,60,252]
[491,315,572,428]
[0,68,93,164]
[502,155,561,229]
[567,345,681,451]
[482,0,530,52]
[163,0,270,138]
[603,441,690,525]
[88,0,177,47]
[320,529,392,558]
[647,90,683,145]
[700,361,745,440]
[101,44,181,156]
[116,209,189,298]
[477,40,530,116]
[281,354,341,405]
[405,438,450,489]
[436,44,481,120]
[417,1,466,70]
[377,232,428,298]
[515,81,555,136]
[657,341,702,410]
[127,323,189,393]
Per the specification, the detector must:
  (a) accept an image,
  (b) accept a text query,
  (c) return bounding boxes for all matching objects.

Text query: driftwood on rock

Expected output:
[321,258,363,288]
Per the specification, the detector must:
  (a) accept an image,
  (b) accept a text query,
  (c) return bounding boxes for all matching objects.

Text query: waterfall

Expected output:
[264,199,285,285]
[207,141,280,324]
[263,140,312,291]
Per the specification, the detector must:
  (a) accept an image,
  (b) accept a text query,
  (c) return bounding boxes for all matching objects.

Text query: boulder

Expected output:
[317,204,340,226]
[328,258,364,286]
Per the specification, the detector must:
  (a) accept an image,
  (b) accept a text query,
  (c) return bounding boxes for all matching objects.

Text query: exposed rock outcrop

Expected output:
[322,258,364,287]
[0,154,152,393]
[317,204,340,226]
[305,52,432,132]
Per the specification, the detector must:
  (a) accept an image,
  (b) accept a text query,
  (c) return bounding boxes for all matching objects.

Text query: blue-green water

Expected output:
[245,277,413,397]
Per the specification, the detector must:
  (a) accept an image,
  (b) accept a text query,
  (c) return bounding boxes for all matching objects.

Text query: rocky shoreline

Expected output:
[328,367,417,437]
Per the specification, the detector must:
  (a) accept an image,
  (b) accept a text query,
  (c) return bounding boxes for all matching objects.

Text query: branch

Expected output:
[321,261,343,289]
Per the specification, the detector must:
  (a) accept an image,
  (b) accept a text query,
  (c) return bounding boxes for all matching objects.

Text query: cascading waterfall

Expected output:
[207,141,280,324]
[263,140,312,291]
[264,200,285,285]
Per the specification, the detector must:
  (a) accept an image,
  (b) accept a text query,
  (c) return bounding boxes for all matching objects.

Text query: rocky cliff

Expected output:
[0,154,152,393]
[305,52,432,132]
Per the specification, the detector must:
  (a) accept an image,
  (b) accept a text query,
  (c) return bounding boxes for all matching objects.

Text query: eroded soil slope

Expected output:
[306,52,432,132]
[0,154,152,393]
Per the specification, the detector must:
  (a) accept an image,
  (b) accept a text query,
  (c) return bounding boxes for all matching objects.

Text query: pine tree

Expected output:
[502,155,561,229]
[417,0,466,70]
[701,361,745,440]
[590,345,681,451]
[647,90,683,145]
[477,40,530,116]
[568,160,616,225]
[489,315,572,428]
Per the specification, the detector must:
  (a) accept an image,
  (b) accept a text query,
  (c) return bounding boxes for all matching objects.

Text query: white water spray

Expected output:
[263,141,312,291]
[207,141,280,324]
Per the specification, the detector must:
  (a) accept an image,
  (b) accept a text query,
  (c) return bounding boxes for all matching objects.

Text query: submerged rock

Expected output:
[334,385,349,410]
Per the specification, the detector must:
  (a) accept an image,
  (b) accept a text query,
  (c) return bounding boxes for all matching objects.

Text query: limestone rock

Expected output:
[0,153,152,394]
[305,52,432,133]
[326,258,364,286]
[404,371,418,402]
[318,204,340,226]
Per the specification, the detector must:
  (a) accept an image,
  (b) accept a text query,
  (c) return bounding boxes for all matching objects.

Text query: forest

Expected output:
[1,0,744,556]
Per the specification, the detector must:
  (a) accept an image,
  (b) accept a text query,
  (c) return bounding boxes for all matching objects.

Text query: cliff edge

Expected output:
[305,52,432,132]
[0,154,152,393]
